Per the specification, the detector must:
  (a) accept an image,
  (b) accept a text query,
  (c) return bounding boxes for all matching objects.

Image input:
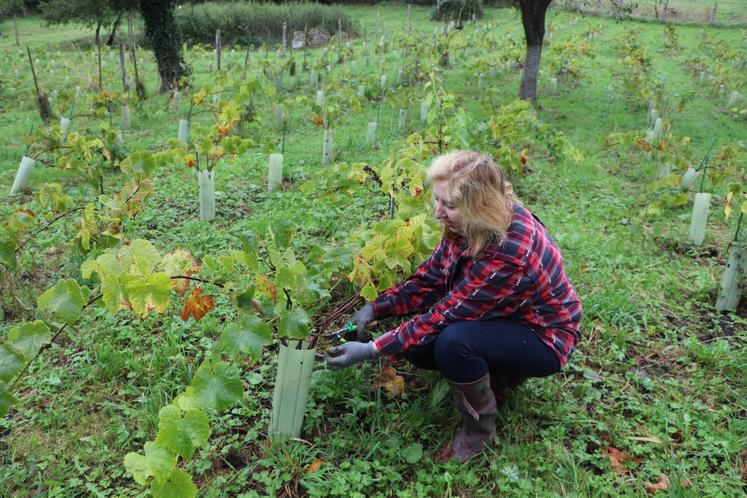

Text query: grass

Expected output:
[1,3,746,497]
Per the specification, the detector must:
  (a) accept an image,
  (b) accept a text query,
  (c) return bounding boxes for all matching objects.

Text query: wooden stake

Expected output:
[710,2,718,24]
[14,16,19,46]
[215,29,221,71]
[26,46,52,123]
[128,16,144,98]
[97,37,103,91]
[408,4,413,32]
[119,42,129,93]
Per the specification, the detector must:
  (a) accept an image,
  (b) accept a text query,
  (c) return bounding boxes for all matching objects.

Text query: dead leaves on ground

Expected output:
[373,365,406,397]
[603,444,690,493]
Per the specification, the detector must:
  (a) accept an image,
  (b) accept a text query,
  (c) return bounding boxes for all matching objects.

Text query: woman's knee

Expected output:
[433,323,474,365]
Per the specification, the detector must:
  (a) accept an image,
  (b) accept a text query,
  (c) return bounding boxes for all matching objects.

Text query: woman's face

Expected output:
[432,179,463,233]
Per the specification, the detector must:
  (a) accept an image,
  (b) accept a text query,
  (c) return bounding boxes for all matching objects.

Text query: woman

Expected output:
[326,151,582,462]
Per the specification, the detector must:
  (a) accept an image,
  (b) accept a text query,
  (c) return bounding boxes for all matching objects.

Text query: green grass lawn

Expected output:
[0,4,745,497]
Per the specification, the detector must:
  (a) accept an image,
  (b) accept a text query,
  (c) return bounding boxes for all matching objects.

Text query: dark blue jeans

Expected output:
[402,319,561,383]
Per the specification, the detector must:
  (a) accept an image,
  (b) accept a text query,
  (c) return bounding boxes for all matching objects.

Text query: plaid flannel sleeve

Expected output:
[371,239,448,319]
[374,257,531,358]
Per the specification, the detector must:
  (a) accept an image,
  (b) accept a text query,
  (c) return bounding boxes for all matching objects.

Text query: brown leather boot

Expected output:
[435,373,497,462]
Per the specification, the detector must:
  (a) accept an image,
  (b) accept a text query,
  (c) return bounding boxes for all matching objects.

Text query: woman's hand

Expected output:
[351,303,375,341]
[325,342,379,369]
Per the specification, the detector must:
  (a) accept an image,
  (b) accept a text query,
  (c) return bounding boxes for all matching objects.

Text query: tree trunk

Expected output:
[517,0,552,105]
[139,0,189,93]
[106,13,123,47]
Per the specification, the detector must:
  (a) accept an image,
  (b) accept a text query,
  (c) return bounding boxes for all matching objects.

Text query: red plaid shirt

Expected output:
[372,203,582,367]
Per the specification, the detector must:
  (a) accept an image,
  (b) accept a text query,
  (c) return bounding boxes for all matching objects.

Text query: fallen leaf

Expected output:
[603,446,636,475]
[644,474,669,493]
[373,365,406,397]
[306,458,322,475]
[519,148,529,167]
[180,288,215,322]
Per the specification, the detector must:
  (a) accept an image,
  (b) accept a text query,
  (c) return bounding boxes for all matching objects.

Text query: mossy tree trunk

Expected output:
[139,0,189,93]
[517,0,552,105]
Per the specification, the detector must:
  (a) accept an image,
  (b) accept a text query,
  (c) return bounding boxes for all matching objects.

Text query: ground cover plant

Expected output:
[0,3,745,497]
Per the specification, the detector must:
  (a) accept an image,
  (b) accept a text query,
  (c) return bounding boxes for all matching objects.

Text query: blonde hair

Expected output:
[427,151,514,256]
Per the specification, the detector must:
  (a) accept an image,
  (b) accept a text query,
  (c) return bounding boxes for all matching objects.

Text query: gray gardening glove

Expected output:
[351,303,375,341]
[325,342,379,370]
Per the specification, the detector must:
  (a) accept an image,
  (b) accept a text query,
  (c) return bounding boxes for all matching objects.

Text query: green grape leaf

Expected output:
[278,308,311,340]
[218,315,272,361]
[174,388,201,412]
[270,219,295,249]
[123,272,171,317]
[144,441,176,484]
[361,283,378,302]
[0,236,17,269]
[130,239,162,276]
[239,230,259,271]
[155,404,210,460]
[0,383,18,417]
[0,344,25,383]
[124,452,152,485]
[190,360,243,412]
[37,279,86,325]
[150,469,197,498]
[7,320,51,359]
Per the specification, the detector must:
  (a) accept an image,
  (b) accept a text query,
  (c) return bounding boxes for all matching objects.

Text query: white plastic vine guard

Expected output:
[10,156,36,195]
[268,153,283,192]
[198,170,216,221]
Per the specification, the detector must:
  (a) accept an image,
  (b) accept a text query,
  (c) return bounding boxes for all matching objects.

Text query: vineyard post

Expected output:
[97,35,103,91]
[282,23,288,57]
[128,15,145,98]
[119,42,129,93]
[408,4,413,32]
[710,2,718,24]
[14,16,19,46]
[215,29,221,71]
[26,46,52,124]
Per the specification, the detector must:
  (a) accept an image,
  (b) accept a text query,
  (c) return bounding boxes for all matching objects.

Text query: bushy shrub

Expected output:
[175,2,357,47]
[432,0,484,21]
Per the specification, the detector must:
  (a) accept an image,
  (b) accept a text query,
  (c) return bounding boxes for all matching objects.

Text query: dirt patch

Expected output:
[654,237,720,260]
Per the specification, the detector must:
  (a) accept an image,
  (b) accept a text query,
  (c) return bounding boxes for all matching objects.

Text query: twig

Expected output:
[15,207,86,253]
[170,275,225,288]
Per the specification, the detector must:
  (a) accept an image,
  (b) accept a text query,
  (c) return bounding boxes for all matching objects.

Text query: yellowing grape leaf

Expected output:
[123,272,171,317]
[37,278,86,325]
[162,249,199,296]
[180,288,214,322]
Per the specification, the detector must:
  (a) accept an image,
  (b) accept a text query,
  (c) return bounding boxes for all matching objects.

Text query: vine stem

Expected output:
[309,293,362,349]
[9,293,103,392]
[733,210,744,244]
[170,275,225,288]
[15,207,86,254]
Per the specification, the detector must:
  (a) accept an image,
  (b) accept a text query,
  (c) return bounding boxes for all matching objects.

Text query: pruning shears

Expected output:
[322,320,379,342]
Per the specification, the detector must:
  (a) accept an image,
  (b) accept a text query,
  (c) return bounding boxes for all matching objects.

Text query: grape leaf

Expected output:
[0,344,25,383]
[7,320,51,359]
[190,360,243,412]
[270,218,295,249]
[278,308,311,340]
[0,236,16,269]
[162,249,199,296]
[124,272,171,317]
[124,452,152,485]
[155,404,210,460]
[180,288,215,322]
[150,469,197,498]
[37,279,86,324]
[218,315,272,361]
[144,441,176,483]
[130,239,162,276]
[0,383,18,417]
